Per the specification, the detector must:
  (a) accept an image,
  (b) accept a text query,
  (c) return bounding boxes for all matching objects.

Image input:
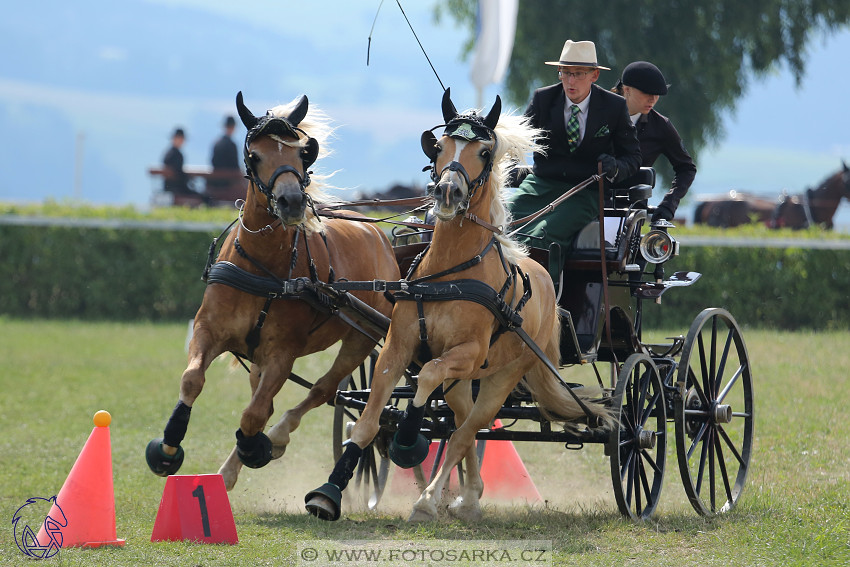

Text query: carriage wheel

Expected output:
[608,352,667,520]
[674,308,754,516]
[333,351,391,510]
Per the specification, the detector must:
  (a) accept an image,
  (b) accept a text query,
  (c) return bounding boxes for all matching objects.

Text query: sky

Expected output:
[1,0,848,228]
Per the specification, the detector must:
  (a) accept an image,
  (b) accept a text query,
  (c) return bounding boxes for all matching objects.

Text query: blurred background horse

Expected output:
[694,162,850,229]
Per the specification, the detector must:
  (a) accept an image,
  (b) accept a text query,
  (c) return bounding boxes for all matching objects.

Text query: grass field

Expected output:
[0,318,848,566]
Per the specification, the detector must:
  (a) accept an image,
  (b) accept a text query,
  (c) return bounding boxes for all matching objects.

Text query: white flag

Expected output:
[469,0,519,91]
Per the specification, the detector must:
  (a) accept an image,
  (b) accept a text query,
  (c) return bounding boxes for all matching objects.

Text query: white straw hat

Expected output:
[545,40,610,70]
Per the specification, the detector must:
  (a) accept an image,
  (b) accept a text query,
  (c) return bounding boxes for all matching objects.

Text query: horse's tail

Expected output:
[521,314,616,429]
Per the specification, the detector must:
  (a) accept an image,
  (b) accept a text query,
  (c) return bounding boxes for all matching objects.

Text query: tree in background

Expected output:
[438,0,850,182]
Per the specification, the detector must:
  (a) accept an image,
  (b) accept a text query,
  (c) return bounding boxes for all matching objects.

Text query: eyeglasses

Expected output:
[558,69,594,80]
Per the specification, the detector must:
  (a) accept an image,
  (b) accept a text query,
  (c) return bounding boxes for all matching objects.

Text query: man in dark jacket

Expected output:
[614,61,696,222]
[509,39,641,252]
[208,116,242,201]
[162,128,190,194]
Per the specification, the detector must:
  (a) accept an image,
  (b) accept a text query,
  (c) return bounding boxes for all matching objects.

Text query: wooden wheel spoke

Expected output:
[687,367,711,408]
[638,456,653,509]
[708,428,717,512]
[639,390,662,429]
[713,431,734,505]
[620,448,635,482]
[713,327,734,397]
[694,427,711,496]
[717,363,745,405]
[717,423,746,467]
[640,447,663,475]
[687,421,709,460]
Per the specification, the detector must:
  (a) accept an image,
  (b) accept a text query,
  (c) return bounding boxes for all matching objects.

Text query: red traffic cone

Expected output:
[391,421,541,502]
[151,474,238,544]
[37,410,126,548]
[479,421,541,502]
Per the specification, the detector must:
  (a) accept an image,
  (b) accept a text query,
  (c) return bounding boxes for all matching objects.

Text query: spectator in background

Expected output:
[161,127,207,204]
[162,127,190,194]
[207,115,243,202]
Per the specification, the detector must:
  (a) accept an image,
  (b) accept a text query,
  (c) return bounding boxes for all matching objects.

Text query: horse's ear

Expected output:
[843,160,848,172]
[288,95,309,127]
[301,137,319,168]
[236,91,258,130]
[421,130,439,161]
[483,95,501,130]
[441,88,458,123]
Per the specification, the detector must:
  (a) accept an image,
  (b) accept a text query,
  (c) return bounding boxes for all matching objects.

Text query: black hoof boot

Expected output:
[236,429,273,469]
[389,431,430,469]
[146,438,184,476]
[305,483,342,521]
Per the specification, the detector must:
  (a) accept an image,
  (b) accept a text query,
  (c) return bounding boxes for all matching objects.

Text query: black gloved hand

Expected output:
[597,154,618,179]
[651,205,674,222]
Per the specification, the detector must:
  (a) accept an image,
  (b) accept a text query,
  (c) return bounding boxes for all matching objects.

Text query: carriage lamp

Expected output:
[640,230,678,264]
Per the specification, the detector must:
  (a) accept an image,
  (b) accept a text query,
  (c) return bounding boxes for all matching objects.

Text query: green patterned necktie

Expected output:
[566,104,580,152]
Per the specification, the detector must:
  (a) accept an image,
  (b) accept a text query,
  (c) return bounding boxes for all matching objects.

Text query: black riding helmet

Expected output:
[621,61,669,96]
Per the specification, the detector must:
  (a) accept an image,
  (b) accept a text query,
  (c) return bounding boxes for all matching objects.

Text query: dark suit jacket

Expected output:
[635,109,696,215]
[526,83,641,185]
[162,146,189,193]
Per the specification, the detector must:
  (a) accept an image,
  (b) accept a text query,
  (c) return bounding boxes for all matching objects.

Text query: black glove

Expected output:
[651,205,674,222]
[597,154,618,179]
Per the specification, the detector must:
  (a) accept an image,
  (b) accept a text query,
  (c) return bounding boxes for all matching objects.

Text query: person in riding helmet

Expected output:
[612,61,696,222]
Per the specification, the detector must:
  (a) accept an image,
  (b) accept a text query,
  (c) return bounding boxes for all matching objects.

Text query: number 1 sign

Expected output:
[151,474,238,544]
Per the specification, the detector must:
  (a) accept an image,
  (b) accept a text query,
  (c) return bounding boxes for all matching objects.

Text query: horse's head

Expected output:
[421,88,501,221]
[237,91,320,226]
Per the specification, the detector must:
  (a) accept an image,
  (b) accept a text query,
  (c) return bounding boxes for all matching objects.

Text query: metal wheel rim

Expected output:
[675,308,754,516]
[608,352,667,520]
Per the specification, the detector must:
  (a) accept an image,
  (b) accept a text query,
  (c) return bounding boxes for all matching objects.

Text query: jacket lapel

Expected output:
[547,88,568,147]
[580,85,603,149]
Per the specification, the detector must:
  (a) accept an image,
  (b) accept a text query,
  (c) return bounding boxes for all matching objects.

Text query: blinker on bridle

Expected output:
[236,91,320,219]
[421,88,501,213]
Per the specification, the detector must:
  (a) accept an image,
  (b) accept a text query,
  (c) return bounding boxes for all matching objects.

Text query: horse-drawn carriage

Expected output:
[146,90,753,523]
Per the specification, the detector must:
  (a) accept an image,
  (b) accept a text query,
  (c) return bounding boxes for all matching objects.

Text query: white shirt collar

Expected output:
[630,112,641,125]
[567,93,591,115]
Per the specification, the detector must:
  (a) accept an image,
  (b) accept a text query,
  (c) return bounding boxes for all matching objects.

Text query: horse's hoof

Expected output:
[448,496,482,521]
[270,443,287,460]
[145,438,184,476]
[407,505,437,523]
[389,431,430,469]
[235,429,273,469]
[305,483,342,521]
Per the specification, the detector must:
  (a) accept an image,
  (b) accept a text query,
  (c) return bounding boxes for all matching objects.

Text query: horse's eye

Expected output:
[249,151,260,163]
[480,150,491,161]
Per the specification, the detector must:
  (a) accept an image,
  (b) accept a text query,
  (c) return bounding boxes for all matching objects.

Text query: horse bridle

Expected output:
[242,115,319,219]
[422,121,497,215]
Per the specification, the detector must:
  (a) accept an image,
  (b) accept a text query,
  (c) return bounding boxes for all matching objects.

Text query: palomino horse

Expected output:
[306,89,613,522]
[694,162,850,229]
[146,92,400,490]
[772,162,850,229]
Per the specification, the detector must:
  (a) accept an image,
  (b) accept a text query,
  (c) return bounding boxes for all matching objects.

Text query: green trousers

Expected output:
[508,173,599,252]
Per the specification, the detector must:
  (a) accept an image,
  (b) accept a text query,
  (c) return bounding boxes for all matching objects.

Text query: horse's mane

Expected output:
[488,111,546,264]
[268,97,340,232]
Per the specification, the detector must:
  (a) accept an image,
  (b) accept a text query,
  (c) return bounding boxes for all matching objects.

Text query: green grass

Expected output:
[0,319,847,566]
[3,200,849,241]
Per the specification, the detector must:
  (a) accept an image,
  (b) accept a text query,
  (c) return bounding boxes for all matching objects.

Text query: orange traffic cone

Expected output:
[391,420,541,502]
[37,410,125,548]
[478,421,541,502]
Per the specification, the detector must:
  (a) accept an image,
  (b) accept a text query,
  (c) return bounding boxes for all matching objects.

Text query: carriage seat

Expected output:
[567,167,655,262]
